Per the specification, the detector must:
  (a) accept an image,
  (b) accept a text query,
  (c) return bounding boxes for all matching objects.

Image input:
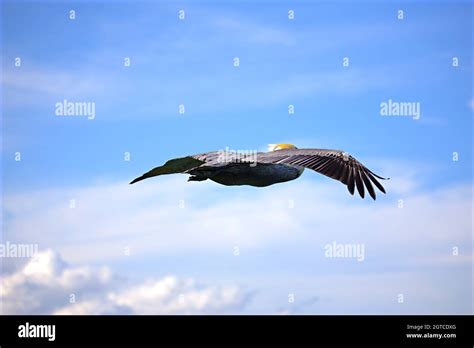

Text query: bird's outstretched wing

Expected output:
[256,149,388,200]
[130,151,225,184]
[130,156,207,184]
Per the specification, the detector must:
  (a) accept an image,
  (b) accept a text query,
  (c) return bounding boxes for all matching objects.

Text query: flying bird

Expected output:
[130,144,388,200]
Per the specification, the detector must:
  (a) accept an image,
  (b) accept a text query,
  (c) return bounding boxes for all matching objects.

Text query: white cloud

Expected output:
[107,277,248,315]
[1,250,251,315]
[2,67,109,109]
[2,68,104,97]
[1,250,113,314]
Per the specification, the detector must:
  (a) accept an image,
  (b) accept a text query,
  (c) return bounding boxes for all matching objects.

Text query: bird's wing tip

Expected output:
[129,177,142,184]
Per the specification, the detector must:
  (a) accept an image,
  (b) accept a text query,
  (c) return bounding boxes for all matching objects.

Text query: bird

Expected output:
[130,144,388,200]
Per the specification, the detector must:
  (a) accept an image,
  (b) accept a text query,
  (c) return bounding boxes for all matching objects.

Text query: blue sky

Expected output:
[1,0,472,314]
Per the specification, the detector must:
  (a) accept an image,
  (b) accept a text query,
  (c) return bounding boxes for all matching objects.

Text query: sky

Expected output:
[0,0,472,314]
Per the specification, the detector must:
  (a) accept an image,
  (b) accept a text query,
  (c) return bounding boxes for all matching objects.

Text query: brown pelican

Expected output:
[130,144,388,200]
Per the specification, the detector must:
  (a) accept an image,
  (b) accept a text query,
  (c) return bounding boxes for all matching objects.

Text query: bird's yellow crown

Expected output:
[267,143,298,152]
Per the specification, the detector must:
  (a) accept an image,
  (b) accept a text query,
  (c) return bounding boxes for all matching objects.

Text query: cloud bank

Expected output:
[1,250,252,315]
[1,162,472,314]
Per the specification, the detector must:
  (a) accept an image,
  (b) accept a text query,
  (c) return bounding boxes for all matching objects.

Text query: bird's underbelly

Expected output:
[202,163,303,187]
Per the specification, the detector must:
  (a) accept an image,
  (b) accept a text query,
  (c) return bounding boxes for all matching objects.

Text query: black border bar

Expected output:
[0,315,473,346]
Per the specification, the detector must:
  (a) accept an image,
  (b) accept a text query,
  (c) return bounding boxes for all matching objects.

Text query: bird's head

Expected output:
[267,143,298,152]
